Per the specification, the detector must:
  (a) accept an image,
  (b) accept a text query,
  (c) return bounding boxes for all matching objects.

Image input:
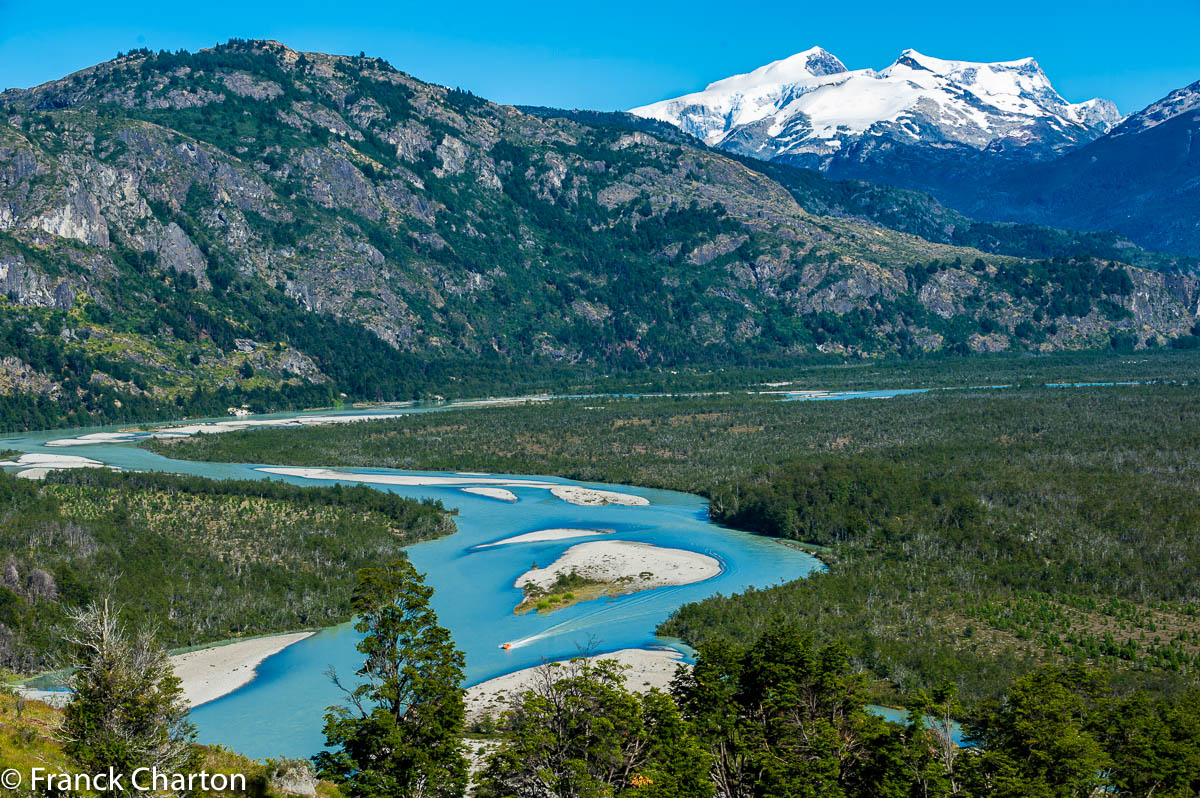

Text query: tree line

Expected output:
[54,561,1199,796]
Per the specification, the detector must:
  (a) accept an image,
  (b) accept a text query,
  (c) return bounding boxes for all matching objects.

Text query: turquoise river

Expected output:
[2,399,830,758]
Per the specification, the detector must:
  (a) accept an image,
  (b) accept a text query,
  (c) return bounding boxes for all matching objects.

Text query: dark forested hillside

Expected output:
[523,106,1200,272]
[0,468,454,671]
[0,40,1197,431]
[975,80,1200,257]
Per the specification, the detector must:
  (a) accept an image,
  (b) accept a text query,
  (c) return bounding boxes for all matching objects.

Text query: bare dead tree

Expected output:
[56,599,198,788]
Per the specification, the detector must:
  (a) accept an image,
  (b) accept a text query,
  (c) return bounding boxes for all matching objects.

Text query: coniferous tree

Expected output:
[962,667,1110,798]
[59,600,198,790]
[672,627,923,798]
[314,559,467,797]
[477,656,713,798]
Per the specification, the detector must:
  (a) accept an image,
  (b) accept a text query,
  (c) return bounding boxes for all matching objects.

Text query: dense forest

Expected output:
[0,468,453,672]
[150,356,1200,707]
[474,628,1200,797]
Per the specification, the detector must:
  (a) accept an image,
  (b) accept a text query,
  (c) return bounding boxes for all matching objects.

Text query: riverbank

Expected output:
[169,631,316,708]
[11,631,318,710]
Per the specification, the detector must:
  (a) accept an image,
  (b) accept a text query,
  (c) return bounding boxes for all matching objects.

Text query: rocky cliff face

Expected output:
[0,40,1194,428]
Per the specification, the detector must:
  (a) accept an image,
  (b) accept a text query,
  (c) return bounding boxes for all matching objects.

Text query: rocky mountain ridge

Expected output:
[634,48,1199,257]
[0,40,1195,431]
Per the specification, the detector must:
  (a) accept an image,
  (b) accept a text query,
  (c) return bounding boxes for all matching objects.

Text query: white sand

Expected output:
[40,431,143,447]
[169,631,315,708]
[43,396,557,447]
[475,528,614,548]
[14,688,70,707]
[446,395,554,408]
[462,486,518,502]
[0,453,117,479]
[257,466,557,489]
[466,648,688,720]
[44,413,409,446]
[0,453,106,467]
[265,467,651,509]
[550,485,650,506]
[514,541,721,592]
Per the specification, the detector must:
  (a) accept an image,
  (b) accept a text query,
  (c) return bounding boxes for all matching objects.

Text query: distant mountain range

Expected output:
[632,47,1119,164]
[0,40,1196,429]
[978,79,1200,255]
[634,49,1200,256]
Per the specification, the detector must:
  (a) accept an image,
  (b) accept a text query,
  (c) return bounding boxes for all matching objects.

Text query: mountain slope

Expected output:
[0,40,1195,430]
[975,80,1200,256]
[522,106,1198,273]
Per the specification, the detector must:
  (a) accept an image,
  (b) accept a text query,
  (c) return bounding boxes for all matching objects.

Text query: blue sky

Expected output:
[2,0,1197,114]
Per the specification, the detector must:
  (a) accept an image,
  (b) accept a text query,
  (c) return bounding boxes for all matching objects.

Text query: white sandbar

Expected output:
[43,396,556,447]
[169,631,315,708]
[466,648,688,720]
[514,541,721,592]
[41,431,143,446]
[44,413,411,447]
[462,487,518,502]
[550,485,650,506]
[0,453,106,467]
[256,466,556,489]
[0,453,117,479]
[475,528,614,548]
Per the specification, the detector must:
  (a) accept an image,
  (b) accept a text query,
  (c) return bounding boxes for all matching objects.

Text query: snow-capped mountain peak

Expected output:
[703,46,848,94]
[632,47,1120,166]
[630,46,852,145]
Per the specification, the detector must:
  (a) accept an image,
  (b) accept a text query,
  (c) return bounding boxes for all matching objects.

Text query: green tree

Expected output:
[60,600,198,794]
[896,685,968,798]
[963,667,1109,798]
[1100,689,1200,797]
[313,559,467,797]
[477,656,712,798]
[672,627,929,798]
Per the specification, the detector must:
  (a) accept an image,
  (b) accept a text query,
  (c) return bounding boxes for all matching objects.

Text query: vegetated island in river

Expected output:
[512,541,721,614]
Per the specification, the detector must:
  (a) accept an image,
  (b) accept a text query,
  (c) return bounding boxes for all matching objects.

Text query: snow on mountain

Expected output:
[630,46,851,144]
[631,48,1121,164]
[1107,78,1200,137]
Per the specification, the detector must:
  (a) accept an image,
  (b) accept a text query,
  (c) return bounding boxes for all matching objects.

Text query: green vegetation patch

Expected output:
[516,569,608,615]
[0,469,454,673]
[144,356,1200,707]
